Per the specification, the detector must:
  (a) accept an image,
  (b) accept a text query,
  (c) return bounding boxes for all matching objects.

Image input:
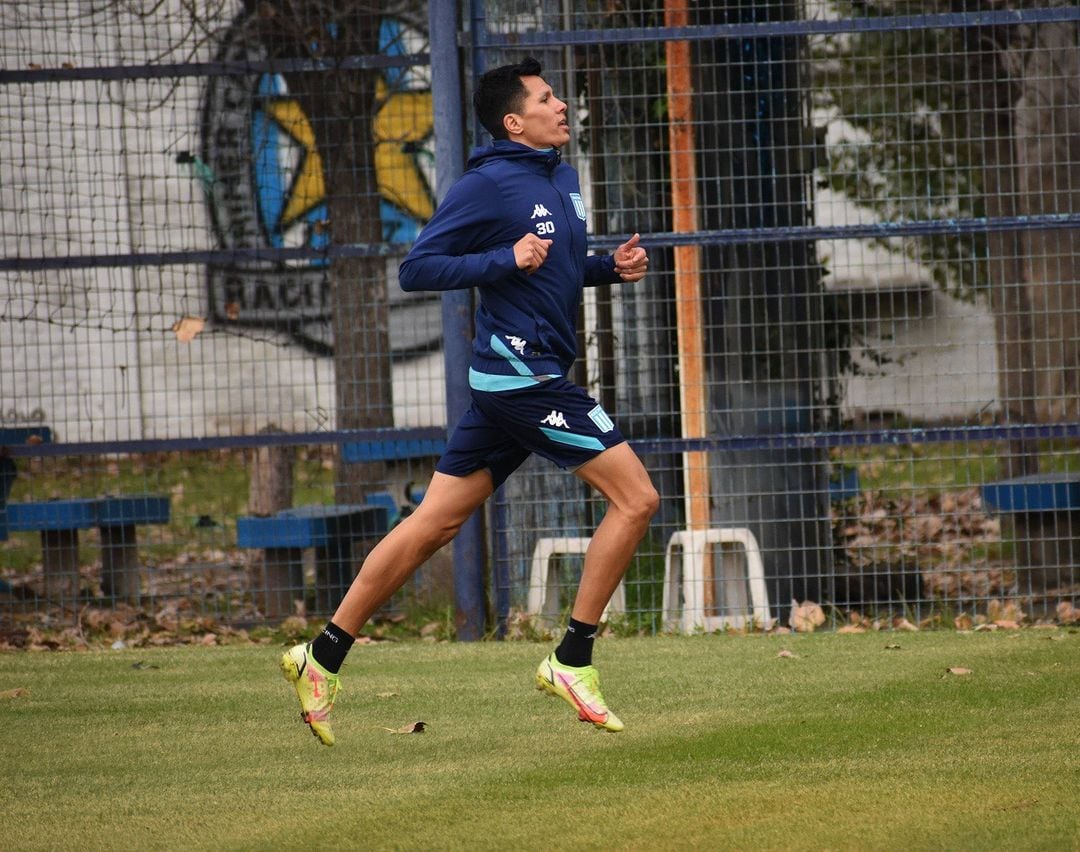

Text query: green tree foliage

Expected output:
[811,0,992,296]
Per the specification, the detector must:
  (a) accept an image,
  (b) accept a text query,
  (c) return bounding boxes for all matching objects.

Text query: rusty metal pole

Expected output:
[665,2,710,535]
[666,2,715,612]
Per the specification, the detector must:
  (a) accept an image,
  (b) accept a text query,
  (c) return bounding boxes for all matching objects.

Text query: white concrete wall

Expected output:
[816,188,1000,425]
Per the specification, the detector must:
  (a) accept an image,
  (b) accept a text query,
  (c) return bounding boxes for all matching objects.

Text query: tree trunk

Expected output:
[248,425,296,517]
[963,23,1038,480]
[963,18,1080,596]
[1012,21,1080,423]
[258,2,393,505]
[1005,20,1080,595]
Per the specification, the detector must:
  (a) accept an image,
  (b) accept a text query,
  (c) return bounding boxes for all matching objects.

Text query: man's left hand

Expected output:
[614,233,648,282]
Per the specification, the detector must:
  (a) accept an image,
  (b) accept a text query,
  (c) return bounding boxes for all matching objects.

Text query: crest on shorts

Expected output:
[588,404,614,433]
[569,192,587,221]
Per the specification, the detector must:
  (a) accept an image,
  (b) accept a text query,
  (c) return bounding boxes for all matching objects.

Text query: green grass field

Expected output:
[2,631,1078,851]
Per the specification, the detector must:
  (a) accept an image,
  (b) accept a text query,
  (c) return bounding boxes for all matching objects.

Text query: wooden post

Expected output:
[41,528,79,600]
[99,523,141,602]
[666,2,713,610]
[257,547,305,618]
[247,427,295,517]
[248,426,298,614]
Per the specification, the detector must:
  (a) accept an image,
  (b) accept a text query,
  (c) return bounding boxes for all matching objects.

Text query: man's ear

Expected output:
[503,112,523,138]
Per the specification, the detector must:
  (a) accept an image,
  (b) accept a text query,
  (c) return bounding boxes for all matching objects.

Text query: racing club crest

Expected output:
[200,13,437,355]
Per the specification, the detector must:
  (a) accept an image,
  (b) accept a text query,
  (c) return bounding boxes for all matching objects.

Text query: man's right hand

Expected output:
[514,233,553,274]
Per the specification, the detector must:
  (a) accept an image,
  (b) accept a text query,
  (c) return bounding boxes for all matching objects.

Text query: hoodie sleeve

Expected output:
[583,253,622,287]
[399,171,519,292]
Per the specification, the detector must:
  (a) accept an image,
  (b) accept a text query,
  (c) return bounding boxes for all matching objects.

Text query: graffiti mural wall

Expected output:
[0,4,445,443]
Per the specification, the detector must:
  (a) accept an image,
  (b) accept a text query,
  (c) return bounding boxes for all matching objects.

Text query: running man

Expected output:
[281,56,658,745]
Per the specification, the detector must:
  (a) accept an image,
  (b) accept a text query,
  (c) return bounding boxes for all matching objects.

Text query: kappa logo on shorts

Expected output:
[588,404,615,433]
[541,410,570,429]
[505,335,528,355]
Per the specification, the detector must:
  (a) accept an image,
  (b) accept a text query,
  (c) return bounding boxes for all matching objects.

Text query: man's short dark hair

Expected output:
[473,57,543,141]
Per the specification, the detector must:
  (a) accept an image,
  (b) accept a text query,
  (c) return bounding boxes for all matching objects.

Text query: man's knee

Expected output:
[621,482,660,528]
[400,509,465,551]
[641,483,661,521]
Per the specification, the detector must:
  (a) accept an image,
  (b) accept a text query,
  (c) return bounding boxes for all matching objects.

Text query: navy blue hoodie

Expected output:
[398,140,621,391]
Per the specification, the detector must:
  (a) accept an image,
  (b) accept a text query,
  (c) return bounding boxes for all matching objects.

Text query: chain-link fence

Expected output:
[3,0,1079,639]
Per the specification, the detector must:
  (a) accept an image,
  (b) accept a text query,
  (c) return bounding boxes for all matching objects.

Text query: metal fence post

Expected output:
[430,0,485,640]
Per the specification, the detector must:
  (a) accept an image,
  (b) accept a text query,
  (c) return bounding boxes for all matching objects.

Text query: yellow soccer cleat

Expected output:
[280,643,341,746]
[535,652,624,732]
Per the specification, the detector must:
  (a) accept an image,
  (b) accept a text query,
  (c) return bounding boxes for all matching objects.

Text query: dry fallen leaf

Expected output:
[884,643,902,650]
[789,600,826,633]
[837,624,866,634]
[947,667,972,676]
[777,649,798,659]
[382,721,426,734]
[171,315,205,343]
[893,617,919,632]
[376,692,400,700]
[1056,602,1077,624]
[954,613,973,631]
[0,687,29,699]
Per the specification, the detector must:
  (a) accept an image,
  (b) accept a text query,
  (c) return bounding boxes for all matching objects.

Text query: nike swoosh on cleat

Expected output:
[556,673,607,722]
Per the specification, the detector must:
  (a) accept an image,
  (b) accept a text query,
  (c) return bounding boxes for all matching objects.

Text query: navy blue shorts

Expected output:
[436,377,626,489]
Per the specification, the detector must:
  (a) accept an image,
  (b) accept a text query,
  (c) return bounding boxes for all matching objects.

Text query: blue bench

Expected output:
[981,472,1080,589]
[981,473,1080,514]
[0,426,52,447]
[829,466,861,502]
[341,436,446,465]
[6,495,170,600]
[238,501,391,616]
[0,427,54,543]
[234,433,439,617]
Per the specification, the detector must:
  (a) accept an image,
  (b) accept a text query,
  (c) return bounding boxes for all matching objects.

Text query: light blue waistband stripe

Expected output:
[469,368,561,391]
[469,368,545,392]
[540,426,606,451]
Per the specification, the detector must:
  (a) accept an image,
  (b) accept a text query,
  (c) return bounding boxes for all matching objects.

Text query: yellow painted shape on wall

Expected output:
[261,81,434,229]
[375,79,434,221]
[264,98,326,226]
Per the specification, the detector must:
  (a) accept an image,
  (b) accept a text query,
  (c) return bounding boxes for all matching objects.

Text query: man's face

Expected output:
[506,75,570,149]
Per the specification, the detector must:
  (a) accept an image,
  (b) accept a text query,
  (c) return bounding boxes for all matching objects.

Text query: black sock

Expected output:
[554,618,598,668]
[310,621,355,674]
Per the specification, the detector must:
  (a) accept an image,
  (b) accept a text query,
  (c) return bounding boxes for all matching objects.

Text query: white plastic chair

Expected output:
[661,528,771,632]
[527,536,626,623]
